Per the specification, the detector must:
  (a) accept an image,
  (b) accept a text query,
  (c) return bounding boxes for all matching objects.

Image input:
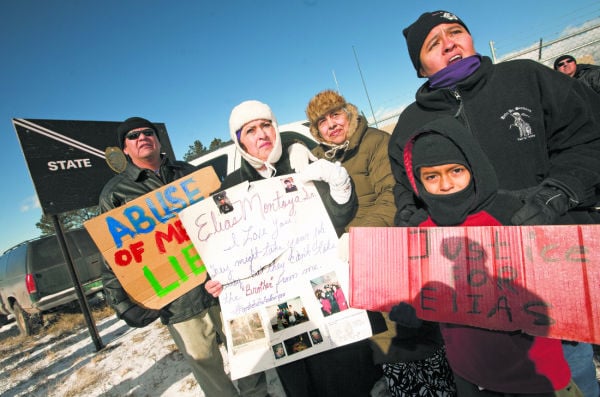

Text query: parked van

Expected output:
[189,120,317,181]
[0,228,104,335]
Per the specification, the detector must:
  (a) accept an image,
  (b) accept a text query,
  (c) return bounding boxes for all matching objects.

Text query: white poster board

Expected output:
[178,175,371,379]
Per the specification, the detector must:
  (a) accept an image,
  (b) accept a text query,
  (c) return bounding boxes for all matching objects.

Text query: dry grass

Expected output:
[0,298,114,351]
[62,366,102,397]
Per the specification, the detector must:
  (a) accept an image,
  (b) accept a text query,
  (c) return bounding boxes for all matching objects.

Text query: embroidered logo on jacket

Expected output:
[501,107,535,141]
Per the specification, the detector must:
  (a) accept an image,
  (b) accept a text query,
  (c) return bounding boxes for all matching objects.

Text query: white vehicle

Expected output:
[189,120,316,182]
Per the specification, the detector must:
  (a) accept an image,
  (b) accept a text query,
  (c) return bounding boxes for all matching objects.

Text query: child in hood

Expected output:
[392,116,582,396]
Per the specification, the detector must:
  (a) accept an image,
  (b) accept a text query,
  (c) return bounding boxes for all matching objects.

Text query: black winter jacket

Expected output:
[390,56,600,226]
[574,63,600,94]
[99,156,218,327]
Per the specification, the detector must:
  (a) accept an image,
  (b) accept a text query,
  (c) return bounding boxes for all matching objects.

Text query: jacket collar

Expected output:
[415,56,493,109]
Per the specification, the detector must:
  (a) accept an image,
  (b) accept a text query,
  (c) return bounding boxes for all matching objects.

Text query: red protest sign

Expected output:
[349,225,600,344]
[84,166,221,309]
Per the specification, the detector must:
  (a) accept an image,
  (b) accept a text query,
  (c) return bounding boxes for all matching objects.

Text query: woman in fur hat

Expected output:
[305,90,456,396]
[306,89,396,230]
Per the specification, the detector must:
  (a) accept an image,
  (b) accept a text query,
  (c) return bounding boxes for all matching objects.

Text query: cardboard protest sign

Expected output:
[349,225,600,344]
[179,176,372,380]
[84,167,221,309]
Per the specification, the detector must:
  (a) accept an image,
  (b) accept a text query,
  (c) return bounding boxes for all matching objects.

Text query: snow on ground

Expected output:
[0,312,392,397]
[0,304,597,397]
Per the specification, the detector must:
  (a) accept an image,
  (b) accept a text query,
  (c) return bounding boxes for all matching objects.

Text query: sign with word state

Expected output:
[12,118,175,215]
[84,167,220,309]
[349,225,600,344]
[179,175,372,380]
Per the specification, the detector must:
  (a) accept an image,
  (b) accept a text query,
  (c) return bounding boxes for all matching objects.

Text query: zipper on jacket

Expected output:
[450,88,473,134]
[450,88,464,118]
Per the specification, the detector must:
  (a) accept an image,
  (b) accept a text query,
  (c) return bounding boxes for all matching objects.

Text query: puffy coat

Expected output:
[311,107,396,230]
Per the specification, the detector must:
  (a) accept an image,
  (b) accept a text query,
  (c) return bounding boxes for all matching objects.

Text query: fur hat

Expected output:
[403,10,470,77]
[553,54,576,70]
[117,116,157,150]
[228,100,282,171]
[305,90,349,138]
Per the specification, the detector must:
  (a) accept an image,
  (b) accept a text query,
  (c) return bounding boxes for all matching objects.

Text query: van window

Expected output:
[0,254,8,277]
[196,154,229,182]
[5,245,27,279]
[67,229,97,257]
[29,237,62,272]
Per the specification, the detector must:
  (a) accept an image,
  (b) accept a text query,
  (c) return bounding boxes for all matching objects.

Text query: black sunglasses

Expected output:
[125,129,155,140]
[557,59,574,68]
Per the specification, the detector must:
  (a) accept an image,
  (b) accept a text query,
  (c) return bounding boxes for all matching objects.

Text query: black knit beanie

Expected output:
[412,132,468,176]
[403,10,470,77]
[117,116,157,149]
[553,54,575,70]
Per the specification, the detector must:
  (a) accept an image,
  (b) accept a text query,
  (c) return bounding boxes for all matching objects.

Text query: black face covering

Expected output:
[411,131,474,225]
[417,179,475,225]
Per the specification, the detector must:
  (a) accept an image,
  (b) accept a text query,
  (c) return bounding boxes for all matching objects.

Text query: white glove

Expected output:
[288,143,318,173]
[299,159,351,204]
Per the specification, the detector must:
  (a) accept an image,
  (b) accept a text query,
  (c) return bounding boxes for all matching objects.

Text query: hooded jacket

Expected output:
[310,104,396,230]
[403,117,571,393]
[390,56,600,225]
[99,156,218,326]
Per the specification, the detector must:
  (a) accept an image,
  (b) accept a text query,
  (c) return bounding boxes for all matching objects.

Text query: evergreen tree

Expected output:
[36,206,100,235]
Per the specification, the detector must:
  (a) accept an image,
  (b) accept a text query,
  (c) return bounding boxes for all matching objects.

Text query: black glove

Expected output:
[511,184,574,225]
[395,205,428,226]
[389,302,422,328]
[120,305,161,328]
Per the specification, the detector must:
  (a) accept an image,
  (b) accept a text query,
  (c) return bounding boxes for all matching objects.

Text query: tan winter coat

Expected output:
[310,105,396,230]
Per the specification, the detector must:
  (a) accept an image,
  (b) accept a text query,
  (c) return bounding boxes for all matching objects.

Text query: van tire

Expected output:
[13,302,39,336]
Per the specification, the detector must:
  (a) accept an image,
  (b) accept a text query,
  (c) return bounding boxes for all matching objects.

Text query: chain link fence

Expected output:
[492,19,600,68]
[370,16,600,130]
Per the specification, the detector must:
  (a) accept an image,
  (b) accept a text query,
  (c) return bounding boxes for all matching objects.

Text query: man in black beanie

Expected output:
[403,10,470,77]
[389,9,600,397]
[116,116,159,150]
[554,54,600,94]
[99,116,268,397]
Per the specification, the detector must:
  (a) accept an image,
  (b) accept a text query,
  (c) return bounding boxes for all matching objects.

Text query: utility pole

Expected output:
[352,46,378,127]
[489,40,497,63]
[332,70,341,92]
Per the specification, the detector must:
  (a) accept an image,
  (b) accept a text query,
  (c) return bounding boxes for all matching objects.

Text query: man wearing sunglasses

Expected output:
[554,54,600,94]
[99,116,269,397]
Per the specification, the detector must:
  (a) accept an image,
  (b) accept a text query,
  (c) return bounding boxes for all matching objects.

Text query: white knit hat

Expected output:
[228,100,282,173]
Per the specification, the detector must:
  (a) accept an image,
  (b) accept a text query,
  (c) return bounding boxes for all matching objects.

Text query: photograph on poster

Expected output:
[311,271,349,317]
[268,296,309,332]
[272,343,286,359]
[283,332,312,356]
[309,328,324,344]
[283,177,298,193]
[213,191,234,214]
[229,311,266,353]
